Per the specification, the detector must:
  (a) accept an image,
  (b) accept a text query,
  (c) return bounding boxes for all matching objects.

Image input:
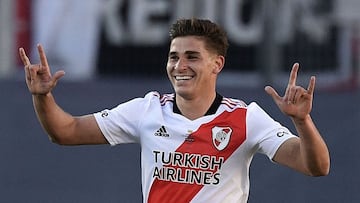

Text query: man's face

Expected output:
[166,36,223,99]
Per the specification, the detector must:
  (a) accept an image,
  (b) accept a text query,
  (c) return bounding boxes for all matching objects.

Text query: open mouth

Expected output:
[175,75,193,81]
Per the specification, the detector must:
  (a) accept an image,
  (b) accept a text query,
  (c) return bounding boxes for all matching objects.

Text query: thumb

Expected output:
[52,70,66,84]
[264,86,281,102]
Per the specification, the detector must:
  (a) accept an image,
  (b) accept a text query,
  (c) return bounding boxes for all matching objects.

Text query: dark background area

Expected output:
[96,0,337,77]
[1,78,359,202]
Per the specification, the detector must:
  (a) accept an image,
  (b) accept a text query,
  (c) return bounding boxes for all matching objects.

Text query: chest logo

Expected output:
[212,126,232,151]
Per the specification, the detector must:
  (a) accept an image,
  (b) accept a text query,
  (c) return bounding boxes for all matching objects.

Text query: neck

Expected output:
[175,91,217,120]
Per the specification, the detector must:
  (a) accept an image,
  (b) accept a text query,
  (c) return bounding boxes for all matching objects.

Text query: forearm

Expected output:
[33,93,76,143]
[292,115,330,176]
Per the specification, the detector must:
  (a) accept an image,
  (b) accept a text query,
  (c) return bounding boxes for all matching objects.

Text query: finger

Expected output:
[288,63,299,86]
[19,48,31,66]
[293,87,305,103]
[20,48,32,81]
[49,71,65,88]
[24,65,32,82]
[265,86,281,102]
[28,64,40,82]
[52,70,66,83]
[307,76,316,95]
[37,44,50,68]
[286,86,297,104]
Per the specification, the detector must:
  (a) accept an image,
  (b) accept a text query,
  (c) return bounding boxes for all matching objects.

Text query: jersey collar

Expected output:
[173,93,223,116]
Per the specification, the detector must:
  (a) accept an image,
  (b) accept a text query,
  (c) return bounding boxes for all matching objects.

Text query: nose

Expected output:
[174,58,187,71]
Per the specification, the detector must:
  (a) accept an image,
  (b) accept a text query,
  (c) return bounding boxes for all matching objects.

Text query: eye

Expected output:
[169,55,179,61]
[187,55,198,60]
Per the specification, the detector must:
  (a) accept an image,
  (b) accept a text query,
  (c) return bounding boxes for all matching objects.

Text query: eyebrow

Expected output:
[168,50,201,56]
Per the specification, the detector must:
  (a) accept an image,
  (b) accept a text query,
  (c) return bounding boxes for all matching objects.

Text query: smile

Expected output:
[175,75,193,81]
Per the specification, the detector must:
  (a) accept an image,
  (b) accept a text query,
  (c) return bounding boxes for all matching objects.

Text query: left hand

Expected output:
[264,63,315,120]
[19,44,65,95]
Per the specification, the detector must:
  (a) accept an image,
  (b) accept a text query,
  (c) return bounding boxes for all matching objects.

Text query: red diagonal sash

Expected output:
[148,108,247,202]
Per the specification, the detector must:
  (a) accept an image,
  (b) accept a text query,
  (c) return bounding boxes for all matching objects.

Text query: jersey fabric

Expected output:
[93,91,296,203]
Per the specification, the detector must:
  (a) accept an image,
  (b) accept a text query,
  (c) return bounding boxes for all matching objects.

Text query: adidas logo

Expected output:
[154,126,170,137]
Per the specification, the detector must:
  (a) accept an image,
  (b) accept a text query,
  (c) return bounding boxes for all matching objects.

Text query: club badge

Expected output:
[212,126,232,151]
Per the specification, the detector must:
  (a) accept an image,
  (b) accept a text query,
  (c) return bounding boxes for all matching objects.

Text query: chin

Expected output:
[174,88,193,98]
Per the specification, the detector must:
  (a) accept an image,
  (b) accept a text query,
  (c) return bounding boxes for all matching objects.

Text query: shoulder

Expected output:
[221,96,247,110]
[144,91,174,105]
[139,91,175,110]
[219,97,271,120]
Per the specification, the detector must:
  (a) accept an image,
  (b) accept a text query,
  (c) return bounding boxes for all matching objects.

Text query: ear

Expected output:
[212,55,225,74]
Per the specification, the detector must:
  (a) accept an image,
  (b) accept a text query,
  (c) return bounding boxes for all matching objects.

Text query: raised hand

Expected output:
[19,44,65,95]
[264,63,315,120]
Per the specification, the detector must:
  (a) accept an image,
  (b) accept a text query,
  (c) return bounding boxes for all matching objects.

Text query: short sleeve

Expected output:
[94,92,158,145]
[246,102,297,160]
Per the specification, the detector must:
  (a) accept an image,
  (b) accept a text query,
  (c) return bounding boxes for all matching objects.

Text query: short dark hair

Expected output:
[169,18,229,57]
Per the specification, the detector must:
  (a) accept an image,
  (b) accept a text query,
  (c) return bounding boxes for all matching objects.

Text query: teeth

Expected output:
[175,76,192,80]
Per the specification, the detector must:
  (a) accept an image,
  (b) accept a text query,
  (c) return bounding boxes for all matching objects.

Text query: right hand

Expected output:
[19,44,65,95]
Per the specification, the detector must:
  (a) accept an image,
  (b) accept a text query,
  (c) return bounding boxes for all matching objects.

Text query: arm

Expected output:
[19,44,107,145]
[265,63,330,176]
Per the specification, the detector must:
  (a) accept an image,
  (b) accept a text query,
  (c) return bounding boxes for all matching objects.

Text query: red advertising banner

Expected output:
[16,0,31,66]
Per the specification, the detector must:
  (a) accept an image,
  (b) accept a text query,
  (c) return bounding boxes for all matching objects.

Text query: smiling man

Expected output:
[19,18,330,203]
[167,36,224,119]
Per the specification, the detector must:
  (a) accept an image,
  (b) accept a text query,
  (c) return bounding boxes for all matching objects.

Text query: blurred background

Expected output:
[0,0,359,202]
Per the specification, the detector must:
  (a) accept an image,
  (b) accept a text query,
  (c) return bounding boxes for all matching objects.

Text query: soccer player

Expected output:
[19,18,330,202]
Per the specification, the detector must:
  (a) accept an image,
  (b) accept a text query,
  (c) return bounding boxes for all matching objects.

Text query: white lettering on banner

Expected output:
[223,0,263,45]
[103,0,332,45]
[171,0,217,20]
[129,0,169,44]
[103,0,126,44]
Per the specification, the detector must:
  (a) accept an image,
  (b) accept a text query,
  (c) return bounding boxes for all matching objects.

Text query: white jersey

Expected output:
[94,91,296,203]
